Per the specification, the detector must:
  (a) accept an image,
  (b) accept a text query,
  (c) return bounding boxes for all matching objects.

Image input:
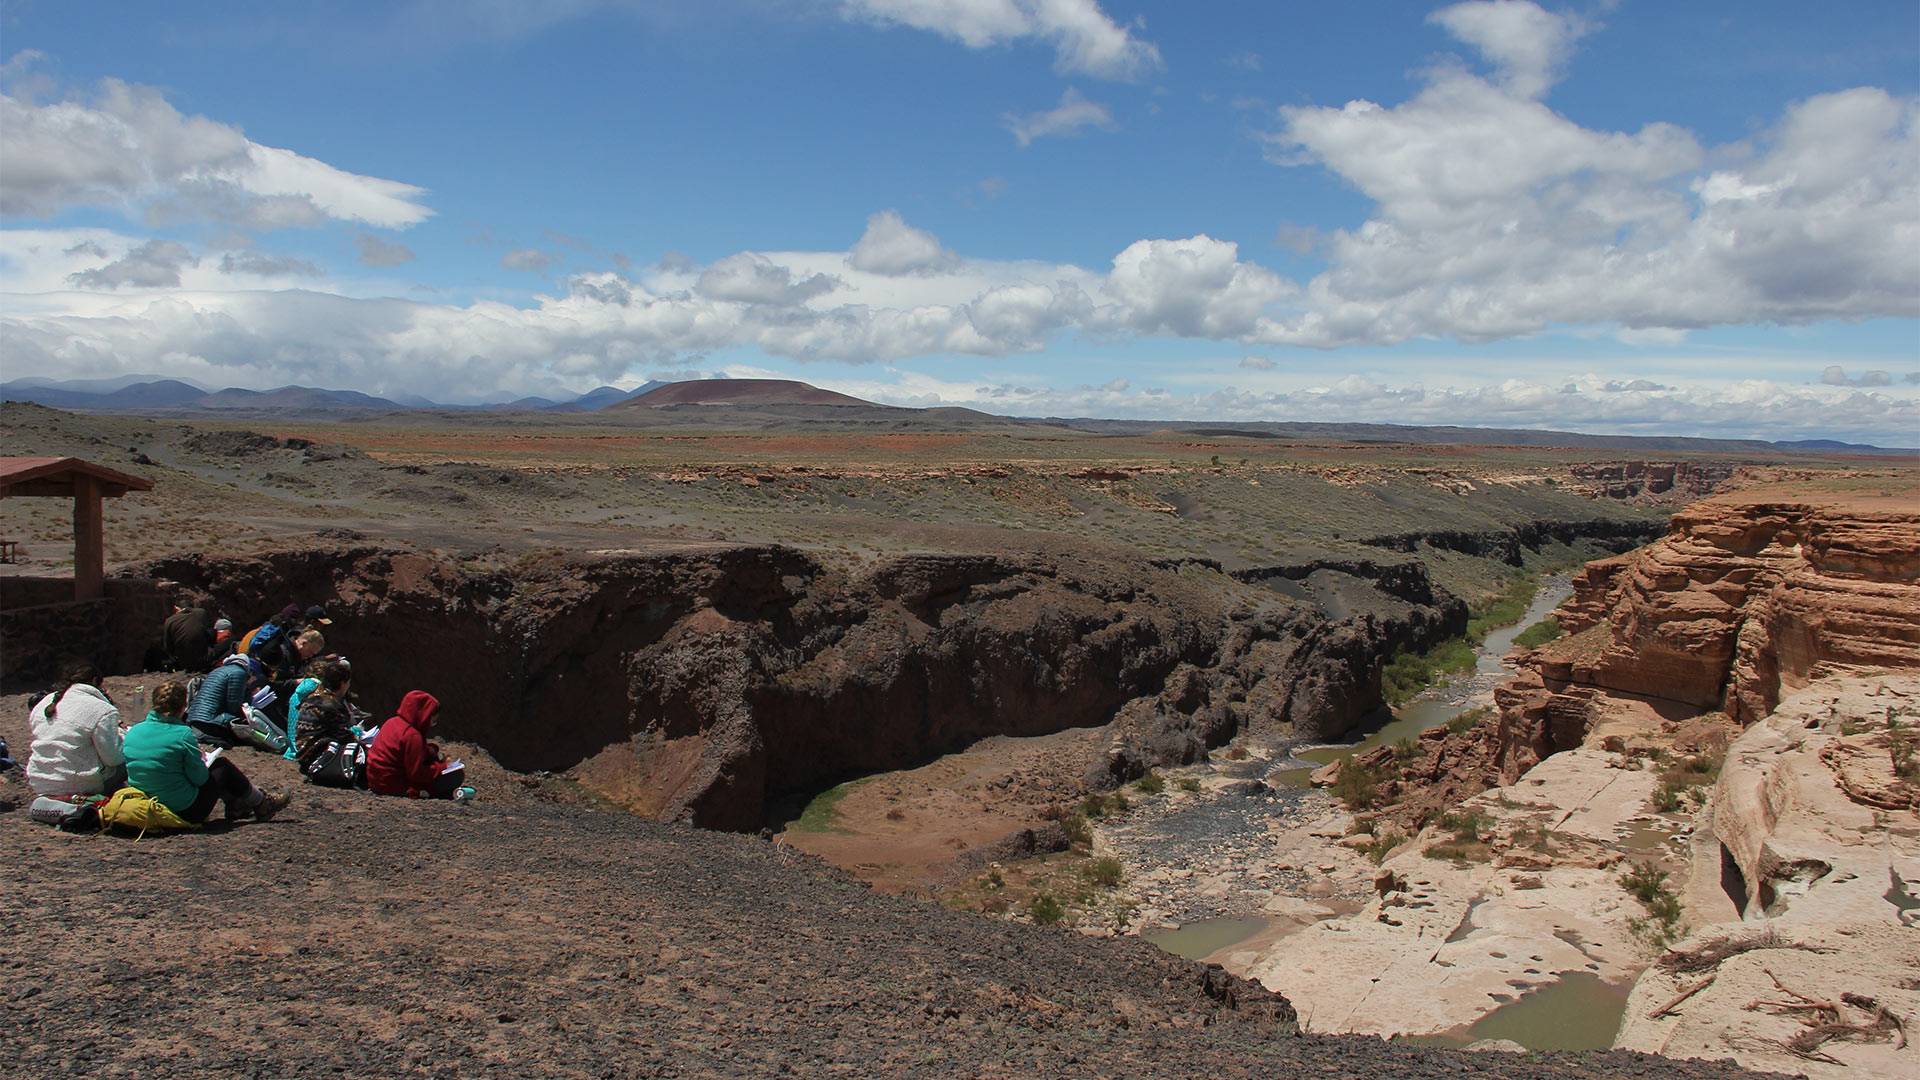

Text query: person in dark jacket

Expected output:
[292,660,355,760]
[184,655,265,746]
[162,604,217,671]
[366,691,467,799]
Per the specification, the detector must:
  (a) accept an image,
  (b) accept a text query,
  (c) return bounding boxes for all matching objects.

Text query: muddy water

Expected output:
[1405,971,1630,1052]
[1142,917,1271,961]
[1269,575,1574,788]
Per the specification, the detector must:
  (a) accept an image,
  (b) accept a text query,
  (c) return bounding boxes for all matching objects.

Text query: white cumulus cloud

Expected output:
[1258,4,1920,347]
[1427,0,1591,99]
[842,0,1161,80]
[0,68,432,229]
[848,210,958,275]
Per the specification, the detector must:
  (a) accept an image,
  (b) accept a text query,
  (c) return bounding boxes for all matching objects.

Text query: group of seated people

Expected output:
[22,597,475,830]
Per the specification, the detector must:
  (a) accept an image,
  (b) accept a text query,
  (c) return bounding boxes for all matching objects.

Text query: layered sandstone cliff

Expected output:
[1494,492,1920,778]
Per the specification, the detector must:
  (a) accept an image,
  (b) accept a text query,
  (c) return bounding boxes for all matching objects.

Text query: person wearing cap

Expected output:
[209,617,236,664]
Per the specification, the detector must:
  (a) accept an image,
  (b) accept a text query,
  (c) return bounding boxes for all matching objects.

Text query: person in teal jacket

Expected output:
[122,681,290,824]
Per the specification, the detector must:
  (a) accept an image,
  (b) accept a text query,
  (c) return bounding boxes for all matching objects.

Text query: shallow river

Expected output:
[1137,576,1629,1050]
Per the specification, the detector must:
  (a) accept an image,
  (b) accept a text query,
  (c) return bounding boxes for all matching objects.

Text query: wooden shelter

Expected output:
[0,457,153,600]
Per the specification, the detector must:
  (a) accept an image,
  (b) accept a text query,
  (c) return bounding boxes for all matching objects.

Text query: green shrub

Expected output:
[1381,638,1478,704]
[1439,808,1490,844]
[1134,772,1166,795]
[1513,617,1564,649]
[1620,861,1684,948]
[1651,779,1686,813]
[1465,574,1539,640]
[1391,737,1421,765]
[1084,856,1125,888]
[1361,829,1403,864]
[1333,760,1380,811]
[1447,705,1492,736]
[1028,893,1066,926]
[1175,777,1202,793]
[1891,716,1916,779]
[1061,813,1092,846]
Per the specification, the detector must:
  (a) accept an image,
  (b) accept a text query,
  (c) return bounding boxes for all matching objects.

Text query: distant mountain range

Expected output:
[2,375,1912,455]
[0,376,666,414]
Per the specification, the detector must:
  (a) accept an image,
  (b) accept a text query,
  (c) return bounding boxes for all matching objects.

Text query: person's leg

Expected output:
[178,779,223,824]
[426,767,466,799]
[201,757,290,820]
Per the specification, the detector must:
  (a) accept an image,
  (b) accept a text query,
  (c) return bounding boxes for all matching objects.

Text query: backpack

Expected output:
[97,787,198,838]
[298,737,367,788]
[240,620,286,657]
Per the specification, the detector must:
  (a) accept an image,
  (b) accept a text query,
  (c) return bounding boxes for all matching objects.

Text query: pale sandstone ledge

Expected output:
[1242,744,1676,1040]
[1616,674,1920,1080]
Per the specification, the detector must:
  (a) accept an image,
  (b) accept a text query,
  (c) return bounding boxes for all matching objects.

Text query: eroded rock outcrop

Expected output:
[1566,461,1737,503]
[1493,494,1920,779]
[135,542,1463,830]
[1616,675,1920,1079]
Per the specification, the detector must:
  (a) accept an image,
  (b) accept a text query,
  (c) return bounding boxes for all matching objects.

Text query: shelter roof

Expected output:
[0,456,154,497]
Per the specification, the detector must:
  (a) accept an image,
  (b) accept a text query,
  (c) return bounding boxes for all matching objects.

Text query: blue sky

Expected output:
[2,1,1916,442]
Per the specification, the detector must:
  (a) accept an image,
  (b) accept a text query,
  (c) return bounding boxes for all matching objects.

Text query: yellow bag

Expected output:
[98,786,198,838]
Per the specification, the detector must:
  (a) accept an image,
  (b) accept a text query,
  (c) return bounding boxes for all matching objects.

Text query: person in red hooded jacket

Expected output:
[366,690,467,798]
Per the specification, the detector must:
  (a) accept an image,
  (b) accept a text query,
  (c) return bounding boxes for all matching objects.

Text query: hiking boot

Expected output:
[253,790,291,822]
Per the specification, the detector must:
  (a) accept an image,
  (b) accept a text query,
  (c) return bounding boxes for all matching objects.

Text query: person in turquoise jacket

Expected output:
[122,681,290,824]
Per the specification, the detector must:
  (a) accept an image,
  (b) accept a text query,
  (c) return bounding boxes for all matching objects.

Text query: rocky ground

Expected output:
[2,740,1767,1079]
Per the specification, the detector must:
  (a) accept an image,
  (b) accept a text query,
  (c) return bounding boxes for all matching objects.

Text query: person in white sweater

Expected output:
[27,660,127,799]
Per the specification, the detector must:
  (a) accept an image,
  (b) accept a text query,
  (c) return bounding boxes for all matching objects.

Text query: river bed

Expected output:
[1117,574,1591,1031]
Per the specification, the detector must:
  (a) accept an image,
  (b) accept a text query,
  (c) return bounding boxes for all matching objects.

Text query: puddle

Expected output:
[1617,817,1683,853]
[1143,916,1272,961]
[1404,971,1630,1052]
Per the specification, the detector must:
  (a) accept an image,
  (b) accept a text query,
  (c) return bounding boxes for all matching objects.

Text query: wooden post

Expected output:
[73,473,104,600]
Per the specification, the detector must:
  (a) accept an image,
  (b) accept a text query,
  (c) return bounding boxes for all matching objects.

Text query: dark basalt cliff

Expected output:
[135,542,1468,829]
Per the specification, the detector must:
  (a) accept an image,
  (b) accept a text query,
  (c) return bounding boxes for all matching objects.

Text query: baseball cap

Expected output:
[304,604,333,625]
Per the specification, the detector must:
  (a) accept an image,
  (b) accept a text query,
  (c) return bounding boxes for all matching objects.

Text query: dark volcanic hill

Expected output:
[619,377,882,409]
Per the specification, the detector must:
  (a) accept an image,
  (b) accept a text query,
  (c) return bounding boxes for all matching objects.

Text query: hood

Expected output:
[391,690,440,733]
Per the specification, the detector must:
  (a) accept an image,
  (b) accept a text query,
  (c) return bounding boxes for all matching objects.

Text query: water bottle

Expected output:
[128,684,146,728]
[453,786,477,804]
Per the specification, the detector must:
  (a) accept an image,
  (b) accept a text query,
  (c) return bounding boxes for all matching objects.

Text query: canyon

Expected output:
[5,400,1915,1076]
[1200,479,1920,1075]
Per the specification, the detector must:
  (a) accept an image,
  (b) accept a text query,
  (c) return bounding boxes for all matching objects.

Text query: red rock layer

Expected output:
[1494,496,1920,779]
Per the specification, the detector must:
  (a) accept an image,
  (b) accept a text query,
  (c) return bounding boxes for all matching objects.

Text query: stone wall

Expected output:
[0,576,169,685]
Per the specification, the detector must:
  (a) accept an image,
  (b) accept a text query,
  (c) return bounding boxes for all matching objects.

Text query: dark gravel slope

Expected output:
[1,780,1763,1079]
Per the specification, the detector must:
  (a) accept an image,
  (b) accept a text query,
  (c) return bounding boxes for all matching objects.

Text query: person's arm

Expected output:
[404,733,446,791]
[93,708,126,769]
[179,727,209,789]
[217,671,249,721]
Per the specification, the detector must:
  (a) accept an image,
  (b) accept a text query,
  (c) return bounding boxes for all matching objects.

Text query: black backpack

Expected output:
[298,737,367,788]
